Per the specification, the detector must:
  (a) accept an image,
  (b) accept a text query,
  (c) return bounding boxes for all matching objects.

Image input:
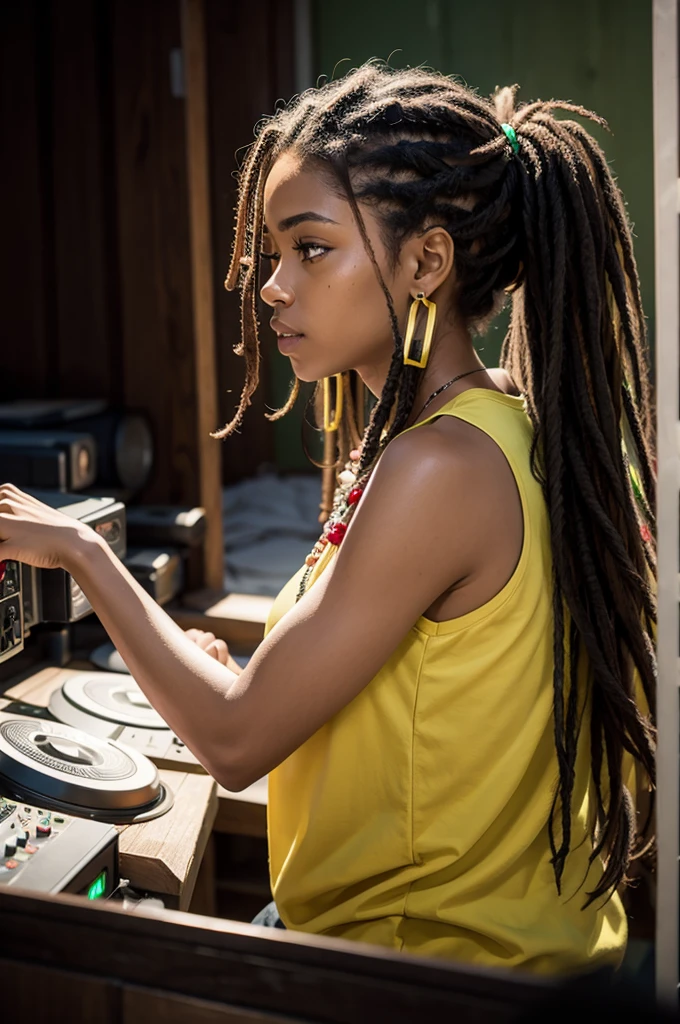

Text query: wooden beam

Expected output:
[0,889,549,1022]
[111,0,199,508]
[181,0,224,591]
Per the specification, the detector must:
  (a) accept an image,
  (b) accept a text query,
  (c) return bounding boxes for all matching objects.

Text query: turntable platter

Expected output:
[0,715,172,823]
[49,672,169,735]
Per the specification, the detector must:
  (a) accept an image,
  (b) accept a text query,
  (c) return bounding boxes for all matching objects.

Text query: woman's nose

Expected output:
[260,268,294,309]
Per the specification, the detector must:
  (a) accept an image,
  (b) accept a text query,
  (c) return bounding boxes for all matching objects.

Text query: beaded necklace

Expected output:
[295,367,488,603]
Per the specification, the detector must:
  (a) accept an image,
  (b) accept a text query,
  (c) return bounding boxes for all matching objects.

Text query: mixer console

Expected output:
[0,795,118,897]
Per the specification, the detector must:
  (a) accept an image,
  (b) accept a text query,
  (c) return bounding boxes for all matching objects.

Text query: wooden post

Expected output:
[180,0,225,592]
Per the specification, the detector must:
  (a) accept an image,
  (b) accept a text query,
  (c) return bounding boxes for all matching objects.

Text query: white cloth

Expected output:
[223,472,322,597]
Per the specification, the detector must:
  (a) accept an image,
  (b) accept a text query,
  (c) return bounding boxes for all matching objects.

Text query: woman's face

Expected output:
[260,151,411,385]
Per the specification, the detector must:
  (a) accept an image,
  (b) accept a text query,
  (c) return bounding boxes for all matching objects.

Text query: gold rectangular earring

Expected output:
[403,292,436,368]
[323,374,344,432]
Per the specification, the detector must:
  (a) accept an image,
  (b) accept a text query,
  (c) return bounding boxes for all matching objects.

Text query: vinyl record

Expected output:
[48,672,169,736]
[0,715,172,823]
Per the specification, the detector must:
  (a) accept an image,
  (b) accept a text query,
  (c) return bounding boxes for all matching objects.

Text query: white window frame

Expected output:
[653,0,680,1004]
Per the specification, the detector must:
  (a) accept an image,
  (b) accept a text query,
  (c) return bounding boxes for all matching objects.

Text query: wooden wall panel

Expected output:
[50,0,121,401]
[180,0,225,588]
[0,1,53,397]
[205,0,295,483]
[110,0,201,505]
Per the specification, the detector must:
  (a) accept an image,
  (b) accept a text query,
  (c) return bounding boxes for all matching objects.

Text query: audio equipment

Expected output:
[123,547,184,606]
[48,671,168,738]
[0,445,68,491]
[0,795,118,897]
[3,669,203,773]
[125,505,206,548]
[0,561,23,666]
[20,563,40,632]
[0,399,108,427]
[67,410,154,494]
[90,642,129,674]
[0,402,154,495]
[0,431,97,491]
[45,671,201,771]
[29,492,126,623]
[0,713,173,824]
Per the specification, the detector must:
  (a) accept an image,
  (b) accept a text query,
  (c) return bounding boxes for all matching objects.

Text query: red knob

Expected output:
[0,561,6,584]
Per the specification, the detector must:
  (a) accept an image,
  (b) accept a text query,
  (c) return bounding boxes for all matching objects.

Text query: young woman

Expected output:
[0,65,655,974]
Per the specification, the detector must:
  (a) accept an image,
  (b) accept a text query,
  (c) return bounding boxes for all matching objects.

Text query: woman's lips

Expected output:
[277,334,304,355]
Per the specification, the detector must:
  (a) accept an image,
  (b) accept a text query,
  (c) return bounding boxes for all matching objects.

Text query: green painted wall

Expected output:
[273,0,653,468]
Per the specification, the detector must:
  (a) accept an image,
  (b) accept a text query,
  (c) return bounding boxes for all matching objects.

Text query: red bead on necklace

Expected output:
[326,522,348,546]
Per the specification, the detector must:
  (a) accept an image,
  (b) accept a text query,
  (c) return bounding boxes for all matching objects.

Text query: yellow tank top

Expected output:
[263,389,626,974]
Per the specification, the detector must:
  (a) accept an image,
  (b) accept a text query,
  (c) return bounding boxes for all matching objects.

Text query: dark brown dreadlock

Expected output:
[218,63,656,903]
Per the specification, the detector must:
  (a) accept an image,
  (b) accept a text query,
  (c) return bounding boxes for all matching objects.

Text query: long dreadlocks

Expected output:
[217,63,656,904]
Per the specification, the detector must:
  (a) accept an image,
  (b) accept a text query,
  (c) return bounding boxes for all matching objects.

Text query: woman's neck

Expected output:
[355,319,487,428]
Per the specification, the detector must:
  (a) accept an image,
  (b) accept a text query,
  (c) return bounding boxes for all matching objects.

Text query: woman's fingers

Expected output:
[184,628,205,644]
[185,628,216,649]
[0,484,81,569]
[206,638,229,665]
[184,628,230,664]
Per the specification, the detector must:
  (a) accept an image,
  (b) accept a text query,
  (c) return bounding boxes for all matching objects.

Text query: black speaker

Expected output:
[66,411,154,494]
[0,432,97,491]
[0,402,154,495]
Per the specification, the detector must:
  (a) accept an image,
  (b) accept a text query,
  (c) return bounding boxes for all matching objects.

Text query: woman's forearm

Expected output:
[67,533,241,783]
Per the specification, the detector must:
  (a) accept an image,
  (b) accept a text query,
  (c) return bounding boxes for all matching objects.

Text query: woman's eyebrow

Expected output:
[274,211,339,232]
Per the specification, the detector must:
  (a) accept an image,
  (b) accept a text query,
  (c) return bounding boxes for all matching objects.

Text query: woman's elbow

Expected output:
[209,750,262,793]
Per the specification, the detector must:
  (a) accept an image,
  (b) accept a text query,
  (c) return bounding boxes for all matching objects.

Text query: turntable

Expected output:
[49,671,169,738]
[3,668,203,773]
[0,713,173,824]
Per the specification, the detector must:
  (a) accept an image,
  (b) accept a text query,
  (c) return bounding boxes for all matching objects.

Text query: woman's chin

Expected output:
[292,365,316,384]
[292,363,331,384]
[285,357,353,384]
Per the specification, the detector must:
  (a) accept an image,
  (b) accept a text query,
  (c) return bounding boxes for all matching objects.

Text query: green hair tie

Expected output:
[501,123,520,155]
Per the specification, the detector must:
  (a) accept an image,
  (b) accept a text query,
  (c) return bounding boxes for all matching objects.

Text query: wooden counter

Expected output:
[214,777,267,838]
[118,769,216,910]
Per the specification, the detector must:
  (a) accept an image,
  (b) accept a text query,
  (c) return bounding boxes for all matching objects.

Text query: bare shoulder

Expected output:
[335,409,520,593]
[374,410,515,505]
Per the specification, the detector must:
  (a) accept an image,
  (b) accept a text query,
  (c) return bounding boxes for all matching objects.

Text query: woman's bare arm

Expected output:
[0,418,521,790]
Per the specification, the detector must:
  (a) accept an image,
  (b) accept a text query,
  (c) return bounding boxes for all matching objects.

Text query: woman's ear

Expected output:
[405,227,455,297]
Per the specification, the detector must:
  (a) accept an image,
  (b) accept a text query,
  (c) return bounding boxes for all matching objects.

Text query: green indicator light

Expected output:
[87,870,107,900]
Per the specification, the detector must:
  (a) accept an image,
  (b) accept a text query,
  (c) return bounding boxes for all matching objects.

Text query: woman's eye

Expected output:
[296,243,328,262]
[259,244,329,267]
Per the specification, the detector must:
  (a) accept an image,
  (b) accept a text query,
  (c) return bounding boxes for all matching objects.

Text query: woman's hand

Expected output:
[0,483,93,571]
[184,628,230,667]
